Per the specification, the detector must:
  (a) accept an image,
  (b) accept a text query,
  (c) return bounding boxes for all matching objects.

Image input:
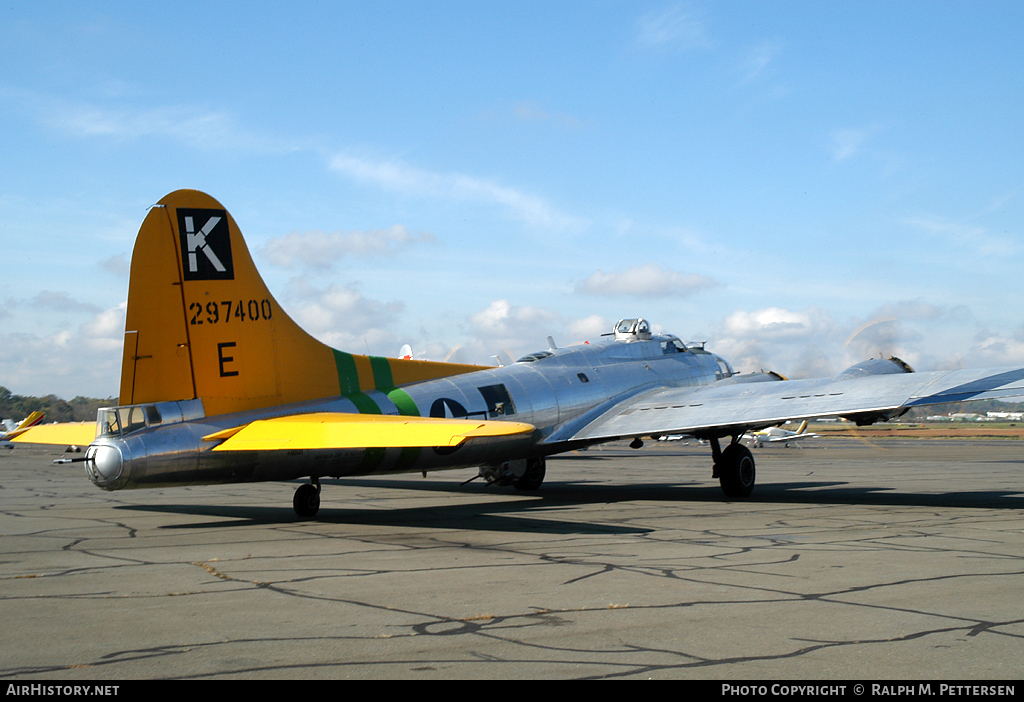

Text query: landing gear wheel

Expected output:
[293,482,321,518]
[718,443,756,498]
[513,458,546,491]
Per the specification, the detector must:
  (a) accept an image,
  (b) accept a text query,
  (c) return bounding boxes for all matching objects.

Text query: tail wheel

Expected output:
[293,482,321,518]
[718,444,756,498]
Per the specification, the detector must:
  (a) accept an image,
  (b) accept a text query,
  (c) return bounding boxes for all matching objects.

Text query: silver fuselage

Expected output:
[84,335,731,490]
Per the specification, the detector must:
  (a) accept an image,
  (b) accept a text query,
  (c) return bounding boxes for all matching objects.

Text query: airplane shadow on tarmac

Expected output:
[117,469,1024,533]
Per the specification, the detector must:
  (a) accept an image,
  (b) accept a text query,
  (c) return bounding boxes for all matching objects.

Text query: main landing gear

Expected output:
[710,436,756,498]
[514,457,547,491]
[293,477,321,518]
[477,457,547,491]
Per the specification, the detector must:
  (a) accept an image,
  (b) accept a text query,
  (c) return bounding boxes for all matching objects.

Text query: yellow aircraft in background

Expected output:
[743,420,819,448]
[2,411,45,439]
[4,411,95,447]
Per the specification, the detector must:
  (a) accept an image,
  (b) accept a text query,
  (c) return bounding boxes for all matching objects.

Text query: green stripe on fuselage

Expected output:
[385,387,421,417]
[331,355,425,473]
[333,350,360,395]
[342,388,423,473]
[384,387,422,470]
[369,356,393,388]
[346,391,381,416]
[360,447,386,472]
[341,390,384,471]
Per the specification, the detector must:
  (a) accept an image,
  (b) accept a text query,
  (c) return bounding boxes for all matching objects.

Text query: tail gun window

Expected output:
[97,405,162,438]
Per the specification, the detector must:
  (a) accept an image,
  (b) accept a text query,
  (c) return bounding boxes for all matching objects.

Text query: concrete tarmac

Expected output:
[2,437,1023,680]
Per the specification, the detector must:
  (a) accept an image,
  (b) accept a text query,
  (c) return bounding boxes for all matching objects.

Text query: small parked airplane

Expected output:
[743,420,819,448]
[15,190,1024,517]
[1,411,45,439]
[2,411,45,447]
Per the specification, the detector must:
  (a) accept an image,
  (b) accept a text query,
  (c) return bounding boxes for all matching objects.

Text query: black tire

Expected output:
[513,458,546,491]
[293,483,321,517]
[718,443,756,498]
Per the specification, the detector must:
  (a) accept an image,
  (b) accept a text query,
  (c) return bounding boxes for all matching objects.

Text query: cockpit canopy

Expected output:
[515,350,555,364]
[613,318,652,341]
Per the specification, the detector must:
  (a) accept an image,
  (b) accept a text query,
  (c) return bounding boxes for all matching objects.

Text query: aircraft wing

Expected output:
[205,413,536,451]
[565,366,1024,443]
[8,422,97,446]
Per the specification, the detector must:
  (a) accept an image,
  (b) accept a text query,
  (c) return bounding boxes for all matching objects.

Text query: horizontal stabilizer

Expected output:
[206,413,536,451]
[10,422,97,446]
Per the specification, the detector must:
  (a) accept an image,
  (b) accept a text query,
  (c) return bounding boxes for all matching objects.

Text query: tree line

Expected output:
[1,384,1018,426]
[0,387,116,424]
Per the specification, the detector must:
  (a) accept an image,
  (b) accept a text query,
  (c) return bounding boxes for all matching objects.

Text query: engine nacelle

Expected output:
[714,370,787,386]
[835,356,914,426]
[833,356,914,381]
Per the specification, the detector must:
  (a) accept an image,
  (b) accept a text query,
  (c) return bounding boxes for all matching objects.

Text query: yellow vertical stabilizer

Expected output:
[120,190,487,417]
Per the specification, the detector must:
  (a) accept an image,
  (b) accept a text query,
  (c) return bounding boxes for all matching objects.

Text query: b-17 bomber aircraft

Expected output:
[15,190,1024,517]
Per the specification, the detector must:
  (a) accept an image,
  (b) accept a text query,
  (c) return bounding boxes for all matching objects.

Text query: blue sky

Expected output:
[1,1,1022,398]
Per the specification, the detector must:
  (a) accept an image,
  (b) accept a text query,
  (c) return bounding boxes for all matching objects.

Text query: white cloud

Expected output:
[740,40,781,84]
[9,87,300,153]
[99,253,130,278]
[512,100,585,131]
[723,307,823,340]
[708,301,987,379]
[50,103,274,151]
[711,306,841,378]
[902,215,1021,257]
[469,299,561,339]
[329,153,582,230]
[576,263,718,297]
[830,127,870,161]
[0,304,125,398]
[568,315,610,342]
[57,104,228,141]
[82,304,128,353]
[828,122,891,162]
[259,226,434,270]
[972,330,1024,366]
[28,291,102,315]
[456,300,609,365]
[636,5,712,50]
[284,279,403,350]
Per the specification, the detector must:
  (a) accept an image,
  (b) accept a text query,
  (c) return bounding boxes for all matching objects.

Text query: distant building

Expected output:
[988,411,1024,421]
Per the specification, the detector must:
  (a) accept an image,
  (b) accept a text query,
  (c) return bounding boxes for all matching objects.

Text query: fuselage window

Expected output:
[577,373,590,383]
[119,406,147,435]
